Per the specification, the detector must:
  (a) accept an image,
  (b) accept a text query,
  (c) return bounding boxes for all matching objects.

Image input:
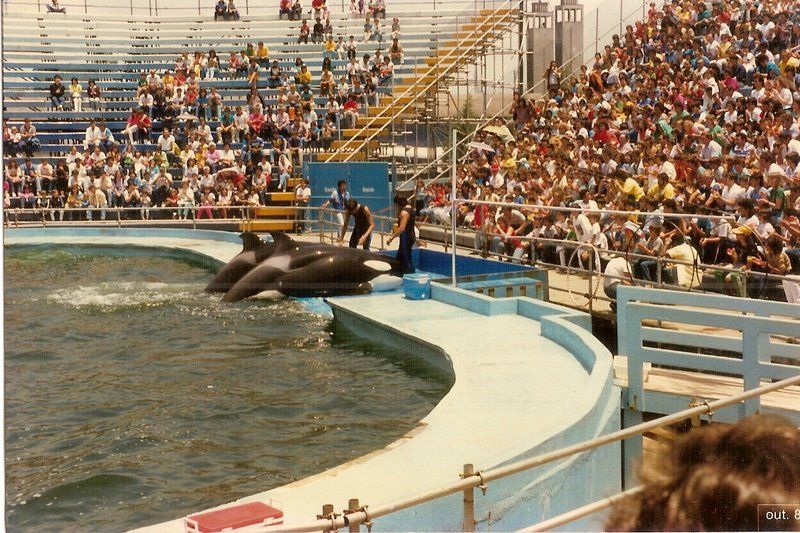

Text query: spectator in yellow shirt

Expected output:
[323,34,337,60]
[615,169,644,201]
[256,42,270,67]
[297,64,312,88]
[647,172,675,202]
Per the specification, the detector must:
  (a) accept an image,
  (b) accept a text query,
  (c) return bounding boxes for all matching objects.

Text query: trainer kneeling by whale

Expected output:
[209,231,405,301]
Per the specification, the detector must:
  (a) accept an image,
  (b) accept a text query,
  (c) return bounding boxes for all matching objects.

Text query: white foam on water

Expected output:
[46,282,200,309]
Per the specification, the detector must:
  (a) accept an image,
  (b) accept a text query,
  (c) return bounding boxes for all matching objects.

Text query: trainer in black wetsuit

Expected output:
[339,198,375,250]
[387,195,415,274]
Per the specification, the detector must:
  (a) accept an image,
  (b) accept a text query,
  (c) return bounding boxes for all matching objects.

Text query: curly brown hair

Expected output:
[606,414,800,531]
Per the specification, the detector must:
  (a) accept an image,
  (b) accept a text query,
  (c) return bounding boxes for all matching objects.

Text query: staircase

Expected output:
[315,7,519,164]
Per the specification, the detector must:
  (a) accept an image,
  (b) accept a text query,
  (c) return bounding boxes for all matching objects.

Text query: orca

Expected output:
[220,232,404,302]
[205,231,310,293]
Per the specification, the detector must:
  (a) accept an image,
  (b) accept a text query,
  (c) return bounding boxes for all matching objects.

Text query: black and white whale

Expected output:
[205,231,312,293]
[221,232,404,301]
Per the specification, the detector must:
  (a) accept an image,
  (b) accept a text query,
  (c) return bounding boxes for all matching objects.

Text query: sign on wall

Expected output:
[304,162,393,230]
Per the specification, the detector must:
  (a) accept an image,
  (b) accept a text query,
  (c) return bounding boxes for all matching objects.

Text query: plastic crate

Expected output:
[185,500,283,532]
[403,273,431,300]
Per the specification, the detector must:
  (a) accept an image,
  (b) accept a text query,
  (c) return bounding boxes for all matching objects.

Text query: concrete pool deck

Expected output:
[5,228,621,531]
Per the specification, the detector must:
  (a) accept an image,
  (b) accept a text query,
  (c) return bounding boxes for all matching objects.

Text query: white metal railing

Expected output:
[220,374,800,532]
[324,0,519,162]
[517,485,645,532]
[10,201,796,311]
[3,0,501,17]
[2,204,320,230]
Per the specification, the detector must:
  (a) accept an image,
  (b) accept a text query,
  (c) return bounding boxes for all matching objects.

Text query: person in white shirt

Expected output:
[559,210,593,267]
[196,117,213,144]
[294,177,312,232]
[84,119,101,150]
[86,184,108,221]
[66,146,82,170]
[233,107,249,142]
[699,133,722,161]
[157,128,176,165]
[664,232,702,288]
[218,143,236,168]
[89,145,107,166]
[708,174,745,211]
[603,255,634,307]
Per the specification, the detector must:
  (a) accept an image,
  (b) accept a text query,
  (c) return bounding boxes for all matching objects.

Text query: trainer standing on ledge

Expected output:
[387,195,415,273]
[338,198,375,250]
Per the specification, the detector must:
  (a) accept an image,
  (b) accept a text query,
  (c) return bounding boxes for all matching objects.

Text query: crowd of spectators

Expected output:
[415,0,800,299]
[3,0,406,222]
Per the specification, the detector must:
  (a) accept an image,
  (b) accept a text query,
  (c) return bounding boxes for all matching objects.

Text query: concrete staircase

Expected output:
[239,179,302,232]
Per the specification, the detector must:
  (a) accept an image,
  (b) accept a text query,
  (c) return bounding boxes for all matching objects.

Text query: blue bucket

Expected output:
[402,273,431,300]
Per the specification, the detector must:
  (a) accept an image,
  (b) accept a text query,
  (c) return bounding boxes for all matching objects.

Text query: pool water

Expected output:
[4,245,451,531]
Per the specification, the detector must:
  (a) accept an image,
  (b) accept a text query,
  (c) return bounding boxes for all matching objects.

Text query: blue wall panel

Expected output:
[306,162,392,233]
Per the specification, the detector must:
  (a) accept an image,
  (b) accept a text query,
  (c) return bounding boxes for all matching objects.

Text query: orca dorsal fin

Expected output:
[239,231,265,252]
[268,231,296,251]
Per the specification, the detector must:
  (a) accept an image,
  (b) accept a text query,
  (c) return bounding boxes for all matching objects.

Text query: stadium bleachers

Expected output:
[3,4,518,229]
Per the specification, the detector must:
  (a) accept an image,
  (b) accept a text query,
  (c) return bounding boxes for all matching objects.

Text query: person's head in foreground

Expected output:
[606,414,800,531]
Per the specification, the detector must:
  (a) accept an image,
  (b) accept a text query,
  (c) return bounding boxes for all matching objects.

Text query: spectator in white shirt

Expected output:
[84,119,102,150]
[157,128,176,165]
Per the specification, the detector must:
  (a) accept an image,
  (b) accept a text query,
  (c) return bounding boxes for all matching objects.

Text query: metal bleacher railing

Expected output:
[8,201,800,308]
[2,0,498,17]
[229,375,800,532]
[322,0,518,163]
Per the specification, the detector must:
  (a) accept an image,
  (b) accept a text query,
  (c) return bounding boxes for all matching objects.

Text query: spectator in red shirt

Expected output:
[122,108,152,145]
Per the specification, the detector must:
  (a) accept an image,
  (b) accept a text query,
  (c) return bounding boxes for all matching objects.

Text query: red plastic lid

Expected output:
[187,502,284,532]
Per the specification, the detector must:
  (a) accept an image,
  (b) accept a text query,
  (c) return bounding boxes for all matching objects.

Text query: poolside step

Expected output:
[261,192,296,204]
[240,220,295,232]
[254,206,297,217]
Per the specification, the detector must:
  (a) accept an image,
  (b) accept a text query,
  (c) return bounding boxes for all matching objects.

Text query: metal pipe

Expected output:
[271,375,800,533]
[462,463,476,532]
[451,129,457,286]
[454,198,737,222]
[518,486,645,532]
[347,499,360,532]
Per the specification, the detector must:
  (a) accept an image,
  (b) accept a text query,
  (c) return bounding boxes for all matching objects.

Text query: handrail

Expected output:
[325,0,519,162]
[517,485,645,532]
[238,374,800,532]
[5,0,498,17]
[396,0,667,191]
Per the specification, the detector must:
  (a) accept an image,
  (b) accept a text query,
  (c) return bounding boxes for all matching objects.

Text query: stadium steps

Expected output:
[239,189,305,231]
[317,7,517,164]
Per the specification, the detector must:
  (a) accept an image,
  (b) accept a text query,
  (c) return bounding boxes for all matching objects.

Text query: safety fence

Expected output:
[8,202,800,310]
